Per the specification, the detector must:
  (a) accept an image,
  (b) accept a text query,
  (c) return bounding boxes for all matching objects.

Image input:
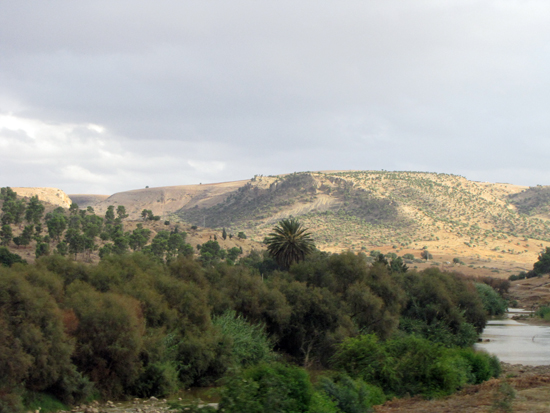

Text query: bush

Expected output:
[475,283,507,316]
[332,334,499,398]
[212,311,275,368]
[318,374,385,412]
[536,306,550,321]
[219,363,312,413]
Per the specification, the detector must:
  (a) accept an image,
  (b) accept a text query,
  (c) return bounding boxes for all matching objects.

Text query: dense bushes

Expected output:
[332,334,500,398]
[0,248,501,410]
[219,363,313,413]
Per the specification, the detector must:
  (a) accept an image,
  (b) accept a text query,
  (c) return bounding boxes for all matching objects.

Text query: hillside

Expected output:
[15,170,550,276]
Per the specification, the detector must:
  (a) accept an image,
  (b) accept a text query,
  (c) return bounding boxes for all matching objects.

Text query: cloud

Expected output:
[1,1,550,193]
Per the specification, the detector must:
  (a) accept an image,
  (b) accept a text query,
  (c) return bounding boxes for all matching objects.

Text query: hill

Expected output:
[14,170,550,276]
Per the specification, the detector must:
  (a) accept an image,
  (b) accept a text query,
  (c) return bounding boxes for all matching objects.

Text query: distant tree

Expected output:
[164,220,170,225]
[142,209,151,220]
[265,218,315,270]
[0,224,13,246]
[191,225,198,230]
[116,205,129,220]
[25,196,45,225]
[237,232,247,240]
[200,240,223,264]
[222,228,227,240]
[20,225,34,246]
[227,246,242,263]
[55,241,68,256]
[128,224,151,251]
[533,247,550,276]
[453,257,461,264]
[229,233,233,240]
[389,257,408,273]
[105,205,115,224]
[0,246,26,267]
[403,253,415,260]
[0,187,17,201]
[86,206,95,214]
[420,250,433,261]
[69,202,80,216]
[35,242,50,259]
[46,212,68,242]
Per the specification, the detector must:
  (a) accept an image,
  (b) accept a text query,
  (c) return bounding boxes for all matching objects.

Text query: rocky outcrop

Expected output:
[12,187,72,209]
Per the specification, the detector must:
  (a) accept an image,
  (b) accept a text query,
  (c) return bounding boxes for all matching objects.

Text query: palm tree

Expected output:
[265,218,315,270]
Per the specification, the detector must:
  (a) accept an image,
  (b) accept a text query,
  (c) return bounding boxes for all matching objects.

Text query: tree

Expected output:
[237,232,247,240]
[46,211,68,243]
[69,202,80,216]
[116,205,129,220]
[265,218,315,270]
[222,228,227,240]
[420,250,433,261]
[25,195,45,225]
[533,247,550,276]
[105,205,115,224]
[0,224,12,246]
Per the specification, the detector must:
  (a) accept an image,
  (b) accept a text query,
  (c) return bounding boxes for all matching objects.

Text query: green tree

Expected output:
[0,246,26,266]
[35,242,50,259]
[420,250,433,261]
[0,224,13,246]
[533,247,550,276]
[265,218,315,270]
[128,224,151,251]
[105,205,116,224]
[69,202,80,216]
[25,196,45,225]
[116,205,129,220]
[222,227,227,240]
[46,211,68,243]
[237,231,247,240]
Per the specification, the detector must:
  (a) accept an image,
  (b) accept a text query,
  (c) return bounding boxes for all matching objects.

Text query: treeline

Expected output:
[1,187,246,266]
[0,245,506,412]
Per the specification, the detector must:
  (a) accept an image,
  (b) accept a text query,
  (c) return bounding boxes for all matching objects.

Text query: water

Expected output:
[475,308,550,366]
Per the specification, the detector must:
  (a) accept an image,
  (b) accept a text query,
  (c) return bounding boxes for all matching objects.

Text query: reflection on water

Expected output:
[475,308,550,366]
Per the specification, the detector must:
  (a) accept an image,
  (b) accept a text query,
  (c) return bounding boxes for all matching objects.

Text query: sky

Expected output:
[1,1,550,195]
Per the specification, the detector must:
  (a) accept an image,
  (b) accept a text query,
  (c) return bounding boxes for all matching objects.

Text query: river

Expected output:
[475,308,550,366]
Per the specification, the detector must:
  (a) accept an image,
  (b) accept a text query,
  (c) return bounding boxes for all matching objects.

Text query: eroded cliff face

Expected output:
[12,187,72,208]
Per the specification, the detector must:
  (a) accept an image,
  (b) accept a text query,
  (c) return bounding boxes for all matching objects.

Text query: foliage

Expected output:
[332,334,499,398]
[475,283,507,316]
[0,246,26,267]
[533,247,550,275]
[265,218,315,270]
[212,311,275,368]
[219,363,313,413]
[318,374,385,412]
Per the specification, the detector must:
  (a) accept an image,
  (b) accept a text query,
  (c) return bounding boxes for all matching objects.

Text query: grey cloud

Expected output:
[1,1,550,193]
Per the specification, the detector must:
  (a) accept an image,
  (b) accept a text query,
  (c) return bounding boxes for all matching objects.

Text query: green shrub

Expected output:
[307,392,340,413]
[536,306,550,321]
[475,283,507,316]
[332,334,498,398]
[399,317,478,348]
[131,361,179,398]
[212,310,275,368]
[22,392,68,413]
[219,363,313,413]
[318,374,385,412]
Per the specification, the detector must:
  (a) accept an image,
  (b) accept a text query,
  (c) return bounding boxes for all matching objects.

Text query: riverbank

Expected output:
[374,363,550,413]
[60,363,550,413]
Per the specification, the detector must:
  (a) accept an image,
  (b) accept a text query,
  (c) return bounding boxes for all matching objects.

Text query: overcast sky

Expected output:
[1,1,550,194]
